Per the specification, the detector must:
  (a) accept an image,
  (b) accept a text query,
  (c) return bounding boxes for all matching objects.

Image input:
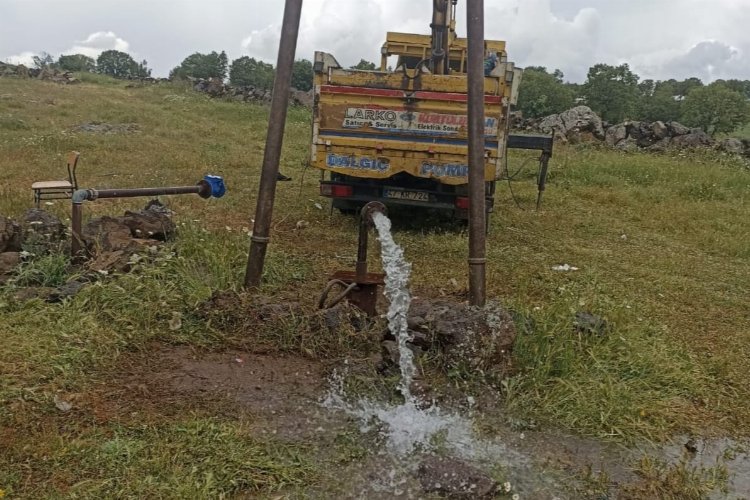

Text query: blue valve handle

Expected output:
[203,175,226,198]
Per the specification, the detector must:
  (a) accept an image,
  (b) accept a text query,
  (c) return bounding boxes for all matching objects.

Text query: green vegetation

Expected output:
[170,50,228,80]
[516,66,575,118]
[228,55,275,88]
[682,83,750,135]
[0,75,748,497]
[96,49,151,78]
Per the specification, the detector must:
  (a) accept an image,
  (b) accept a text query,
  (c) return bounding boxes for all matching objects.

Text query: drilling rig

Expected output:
[310,0,552,219]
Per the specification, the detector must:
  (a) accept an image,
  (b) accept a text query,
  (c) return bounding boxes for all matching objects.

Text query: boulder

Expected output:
[667,121,691,136]
[82,216,135,253]
[615,137,639,152]
[627,121,657,147]
[405,298,516,376]
[22,209,66,254]
[0,217,22,252]
[604,123,627,147]
[539,105,605,143]
[652,121,669,140]
[122,202,175,240]
[647,137,672,152]
[719,138,744,155]
[0,251,21,276]
[671,130,713,148]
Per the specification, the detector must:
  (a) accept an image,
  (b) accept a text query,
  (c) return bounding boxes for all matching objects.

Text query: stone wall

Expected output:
[188,77,313,107]
[512,105,750,157]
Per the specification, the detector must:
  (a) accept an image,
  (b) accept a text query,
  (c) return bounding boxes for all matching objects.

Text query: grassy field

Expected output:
[1,75,749,497]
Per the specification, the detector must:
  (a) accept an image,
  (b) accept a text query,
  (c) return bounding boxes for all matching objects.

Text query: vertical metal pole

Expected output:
[71,202,84,261]
[244,0,303,288]
[467,0,486,307]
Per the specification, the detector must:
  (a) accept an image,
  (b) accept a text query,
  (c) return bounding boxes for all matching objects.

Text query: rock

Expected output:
[122,202,175,240]
[82,216,134,253]
[615,137,639,152]
[719,138,744,155]
[574,312,608,336]
[667,121,691,136]
[647,137,672,152]
[417,456,498,499]
[0,217,22,252]
[604,123,627,147]
[381,340,400,365]
[652,121,669,140]
[87,250,131,273]
[627,121,657,147]
[539,105,604,143]
[0,251,21,275]
[47,279,89,303]
[671,130,713,148]
[406,298,516,376]
[22,209,66,254]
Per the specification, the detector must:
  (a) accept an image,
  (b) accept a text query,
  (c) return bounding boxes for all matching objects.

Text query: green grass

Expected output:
[1,75,749,496]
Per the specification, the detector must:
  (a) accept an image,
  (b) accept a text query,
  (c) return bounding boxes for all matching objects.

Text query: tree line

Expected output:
[24,48,750,135]
[30,50,151,79]
[517,64,750,135]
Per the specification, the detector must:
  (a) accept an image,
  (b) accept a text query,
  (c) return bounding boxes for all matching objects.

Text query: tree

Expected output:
[582,63,640,123]
[228,56,275,89]
[96,50,151,78]
[170,51,228,80]
[350,59,377,70]
[32,52,55,69]
[291,59,313,91]
[681,84,750,135]
[516,66,574,118]
[58,54,96,72]
[635,80,681,122]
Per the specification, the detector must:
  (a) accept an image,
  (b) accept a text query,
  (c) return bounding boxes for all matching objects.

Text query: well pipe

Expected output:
[70,175,225,259]
[466,0,487,307]
[244,0,304,289]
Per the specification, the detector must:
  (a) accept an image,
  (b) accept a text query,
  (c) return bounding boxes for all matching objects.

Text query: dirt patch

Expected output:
[88,345,349,441]
[72,121,140,134]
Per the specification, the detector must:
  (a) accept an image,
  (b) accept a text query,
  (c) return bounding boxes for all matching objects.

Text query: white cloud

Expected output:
[65,31,130,59]
[6,51,37,66]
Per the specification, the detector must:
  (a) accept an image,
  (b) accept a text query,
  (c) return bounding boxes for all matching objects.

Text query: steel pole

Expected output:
[244,0,304,288]
[467,0,486,307]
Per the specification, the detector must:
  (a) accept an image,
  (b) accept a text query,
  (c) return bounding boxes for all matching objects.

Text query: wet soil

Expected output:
[82,345,748,499]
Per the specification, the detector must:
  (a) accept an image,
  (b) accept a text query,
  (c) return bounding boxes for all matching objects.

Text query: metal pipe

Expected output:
[467,0,487,307]
[69,176,224,259]
[71,202,84,261]
[244,0,304,289]
[357,201,386,280]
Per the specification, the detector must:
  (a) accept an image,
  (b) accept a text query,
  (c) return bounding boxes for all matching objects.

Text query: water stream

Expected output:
[324,211,498,457]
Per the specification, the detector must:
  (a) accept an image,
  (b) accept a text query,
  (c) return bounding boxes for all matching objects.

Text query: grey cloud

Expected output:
[661,41,750,82]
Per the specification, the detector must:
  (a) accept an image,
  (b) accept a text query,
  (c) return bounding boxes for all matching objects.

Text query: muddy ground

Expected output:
[73,345,750,499]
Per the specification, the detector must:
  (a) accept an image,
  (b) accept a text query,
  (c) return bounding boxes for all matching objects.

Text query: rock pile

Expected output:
[82,201,175,272]
[605,120,713,152]
[381,298,516,378]
[0,62,79,84]
[189,77,313,107]
[513,105,750,157]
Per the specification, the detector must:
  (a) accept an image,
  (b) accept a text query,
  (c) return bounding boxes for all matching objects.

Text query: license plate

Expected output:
[383,188,429,202]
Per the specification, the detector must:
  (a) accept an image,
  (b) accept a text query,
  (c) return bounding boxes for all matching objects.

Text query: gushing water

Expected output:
[371,212,414,401]
[323,211,490,456]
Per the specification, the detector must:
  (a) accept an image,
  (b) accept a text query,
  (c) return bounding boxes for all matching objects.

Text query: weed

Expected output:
[620,456,728,499]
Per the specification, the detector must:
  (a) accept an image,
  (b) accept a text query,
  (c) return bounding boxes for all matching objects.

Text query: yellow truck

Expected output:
[310,1,552,218]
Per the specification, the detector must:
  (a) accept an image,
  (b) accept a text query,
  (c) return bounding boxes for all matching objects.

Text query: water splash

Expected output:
[371,211,414,401]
